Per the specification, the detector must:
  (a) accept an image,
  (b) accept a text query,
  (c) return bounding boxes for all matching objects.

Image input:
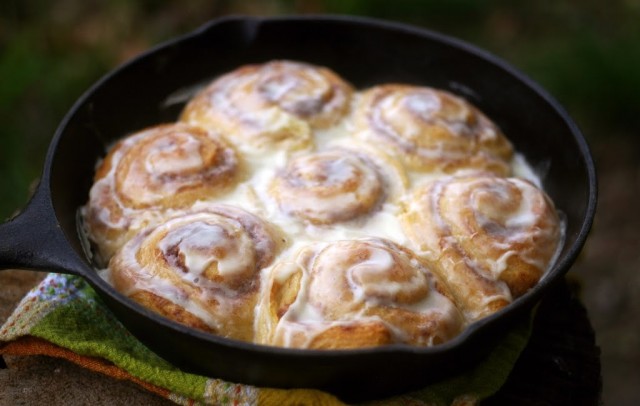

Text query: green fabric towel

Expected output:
[0,273,532,405]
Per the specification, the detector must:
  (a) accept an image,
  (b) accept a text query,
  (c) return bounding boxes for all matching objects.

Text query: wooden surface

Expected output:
[0,270,601,405]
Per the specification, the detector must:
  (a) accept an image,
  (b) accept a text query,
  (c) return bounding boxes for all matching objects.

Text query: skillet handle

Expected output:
[0,180,84,275]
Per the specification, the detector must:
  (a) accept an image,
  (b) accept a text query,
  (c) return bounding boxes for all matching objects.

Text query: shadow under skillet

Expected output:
[484,275,602,406]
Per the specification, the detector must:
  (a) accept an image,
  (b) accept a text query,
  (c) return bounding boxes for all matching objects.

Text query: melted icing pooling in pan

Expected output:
[81,59,565,348]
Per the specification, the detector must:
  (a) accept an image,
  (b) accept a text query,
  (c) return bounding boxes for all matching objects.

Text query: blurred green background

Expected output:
[1,0,638,218]
[1,0,639,404]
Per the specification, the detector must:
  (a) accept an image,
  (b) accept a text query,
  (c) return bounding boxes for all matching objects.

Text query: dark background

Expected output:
[1,1,639,404]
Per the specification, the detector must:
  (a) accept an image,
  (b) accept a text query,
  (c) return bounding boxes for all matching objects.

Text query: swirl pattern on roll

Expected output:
[82,122,239,263]
[400,174,562,320]
[109,204,282,341]
[268,147,404,225]
[353,84,514,174]
[257,238,462,349]
[180,60,354,151]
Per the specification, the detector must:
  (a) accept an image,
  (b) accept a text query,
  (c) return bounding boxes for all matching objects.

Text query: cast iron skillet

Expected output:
[0,15,596,401]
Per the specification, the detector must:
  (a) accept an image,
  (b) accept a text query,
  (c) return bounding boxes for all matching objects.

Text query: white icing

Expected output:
[145,133,204,175]
[511,153,542,187]
[503,181,539,230]
[406,92,441,118]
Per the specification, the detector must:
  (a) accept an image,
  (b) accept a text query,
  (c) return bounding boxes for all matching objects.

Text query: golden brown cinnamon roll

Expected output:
[82,123,240,263]
[268,147,406,225]
[180,60,354,151]
[256,238,463,349]
[109,204,282,341]
[400,174,562,320]
[353,84,513,175]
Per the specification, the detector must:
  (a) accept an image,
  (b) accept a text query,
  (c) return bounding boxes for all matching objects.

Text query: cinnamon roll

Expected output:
[109,204,282,341]
[268,147,406,225]
[353,84,514,175]
[180,60,354,151]
[400,174,562,320]
[256,238,463,349]
[82,123,240,263]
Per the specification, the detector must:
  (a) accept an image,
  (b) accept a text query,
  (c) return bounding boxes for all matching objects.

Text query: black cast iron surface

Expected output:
[0,15,596,400]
